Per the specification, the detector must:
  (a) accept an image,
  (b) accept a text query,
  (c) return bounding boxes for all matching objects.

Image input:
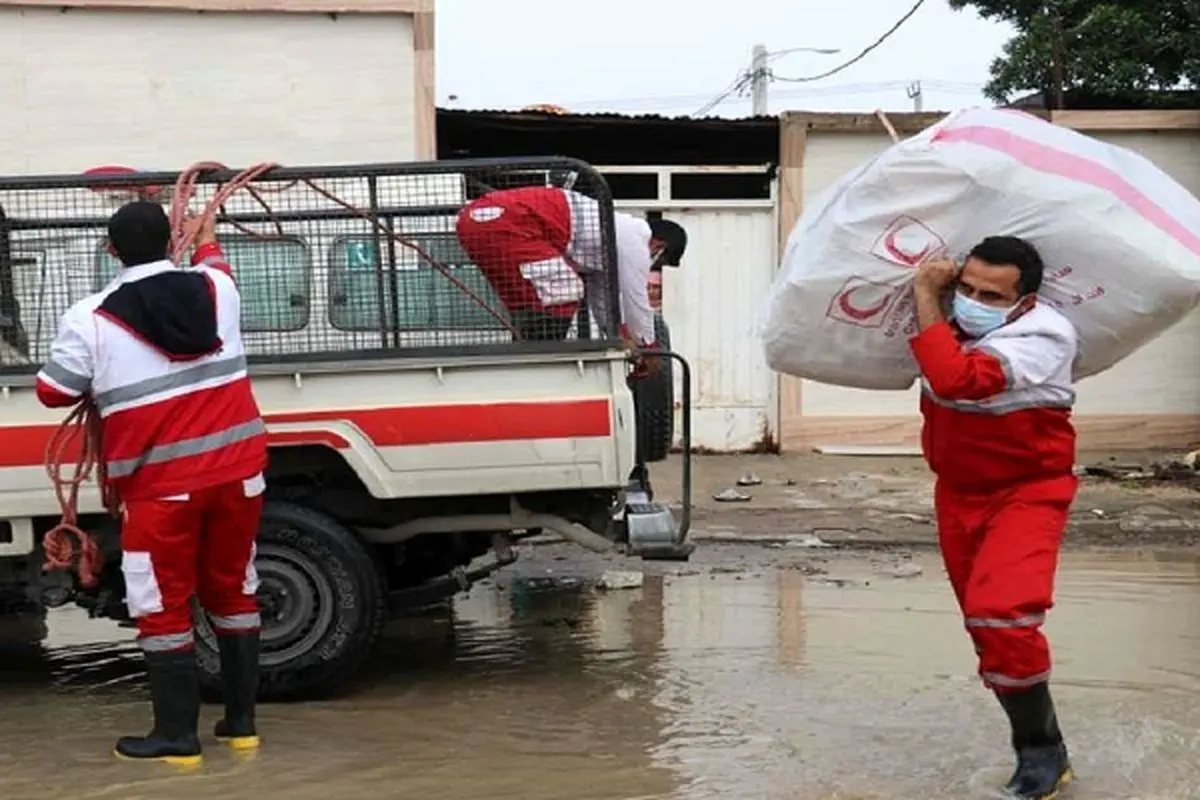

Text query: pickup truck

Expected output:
[0,157,693,699]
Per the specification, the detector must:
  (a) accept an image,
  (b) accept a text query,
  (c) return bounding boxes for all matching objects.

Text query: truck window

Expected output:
[3,249,49,361]
[328,234,511,331]
[95,235,311,332]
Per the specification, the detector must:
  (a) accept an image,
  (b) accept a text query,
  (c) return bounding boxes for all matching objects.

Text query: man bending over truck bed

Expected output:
[36,203,266,765]
[455,185,686,349]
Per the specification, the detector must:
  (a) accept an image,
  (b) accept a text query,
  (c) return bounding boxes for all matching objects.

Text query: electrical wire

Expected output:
[691,71,753,117]
[561,81,983,117]
[772,0,929,84]
[562,78,984,114]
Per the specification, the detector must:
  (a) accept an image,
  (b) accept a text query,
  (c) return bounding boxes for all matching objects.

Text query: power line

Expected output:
[554,78,985,115]
[691,43,841,117]
[772,0,929,84]
[691,71,752,117]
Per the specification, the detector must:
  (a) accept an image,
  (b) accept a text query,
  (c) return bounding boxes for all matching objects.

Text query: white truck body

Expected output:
[0,158,690,699]
[0,352,637,536]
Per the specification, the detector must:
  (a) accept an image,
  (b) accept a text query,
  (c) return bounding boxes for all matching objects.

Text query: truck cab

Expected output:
[0,157,692,699]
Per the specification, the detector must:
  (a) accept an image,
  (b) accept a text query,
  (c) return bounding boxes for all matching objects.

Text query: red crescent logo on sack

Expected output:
[872,216,945,268]
[837,283,893,320]
[883,232,932,266]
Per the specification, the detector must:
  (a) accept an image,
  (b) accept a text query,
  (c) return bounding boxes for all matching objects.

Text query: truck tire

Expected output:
[195,501,384,702]
[0,606,48,650]
[633,314,675,463]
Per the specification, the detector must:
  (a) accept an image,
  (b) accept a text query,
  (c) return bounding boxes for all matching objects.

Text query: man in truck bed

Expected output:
[455,185,686,349]
[35,203,265,764]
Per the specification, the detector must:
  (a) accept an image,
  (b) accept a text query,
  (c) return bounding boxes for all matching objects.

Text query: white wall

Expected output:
[0,7,418,173]
[617,198,778,452]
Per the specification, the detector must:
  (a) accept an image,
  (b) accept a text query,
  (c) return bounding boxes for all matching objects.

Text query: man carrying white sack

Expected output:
[909,235,1076,800]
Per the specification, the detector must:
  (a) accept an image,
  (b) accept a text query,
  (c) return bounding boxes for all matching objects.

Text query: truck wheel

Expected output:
[0,606,48,649]
[195,501,384,702]
[633,314,675,463]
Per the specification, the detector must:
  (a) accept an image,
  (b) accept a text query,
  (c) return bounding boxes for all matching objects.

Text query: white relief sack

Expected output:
[760,107,1200,390]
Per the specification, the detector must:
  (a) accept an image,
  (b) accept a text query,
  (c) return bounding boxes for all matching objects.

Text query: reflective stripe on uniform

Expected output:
[106,418,266,478]
[966,613,1046,629]
[982,669,1051,689]
[921,386,1075,415]
[40,359,91,394]
[209,612,262,632]
[94,354,247,413]
[140,631,194,652]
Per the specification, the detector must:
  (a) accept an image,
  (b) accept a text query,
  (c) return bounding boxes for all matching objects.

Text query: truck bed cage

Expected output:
[0,157,624,375]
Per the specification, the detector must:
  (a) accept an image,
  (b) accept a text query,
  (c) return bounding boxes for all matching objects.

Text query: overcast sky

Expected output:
[435,0,1016,117]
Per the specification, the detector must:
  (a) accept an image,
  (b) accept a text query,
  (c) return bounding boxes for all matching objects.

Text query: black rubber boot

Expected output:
[995,683,1074,799]
[213,631,261,750]
[114,648,203,765]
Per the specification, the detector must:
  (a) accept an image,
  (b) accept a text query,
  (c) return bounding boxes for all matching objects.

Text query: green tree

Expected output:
[948,0,1200,105]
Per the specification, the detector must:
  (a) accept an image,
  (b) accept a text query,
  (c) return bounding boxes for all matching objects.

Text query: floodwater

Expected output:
[3,547,1200,800]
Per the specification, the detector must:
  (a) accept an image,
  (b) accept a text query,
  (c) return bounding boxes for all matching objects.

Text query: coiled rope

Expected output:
[44,161,518,588]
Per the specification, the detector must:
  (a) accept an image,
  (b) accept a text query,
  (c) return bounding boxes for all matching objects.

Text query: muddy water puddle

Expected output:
[2,548,1200,799]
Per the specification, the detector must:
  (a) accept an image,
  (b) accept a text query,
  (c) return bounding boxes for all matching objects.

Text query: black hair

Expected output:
[967,235,1044,296]
[647,218,688,270]
[107,201,171,267]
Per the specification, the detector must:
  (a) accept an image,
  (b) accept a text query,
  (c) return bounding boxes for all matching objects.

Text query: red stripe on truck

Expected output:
[269,399,614,447]
[0,398,613,468]
[265,431,353,449]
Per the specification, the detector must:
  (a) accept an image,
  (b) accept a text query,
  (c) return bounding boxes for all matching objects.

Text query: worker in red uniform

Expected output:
[455,185,687,352]
[909,236,1077,800]
[36,202,267,765]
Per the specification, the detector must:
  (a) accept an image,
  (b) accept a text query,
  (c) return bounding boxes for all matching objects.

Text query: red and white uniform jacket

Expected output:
[910,303,1078,491]
[35,242,268,501]
[456,187,656,345]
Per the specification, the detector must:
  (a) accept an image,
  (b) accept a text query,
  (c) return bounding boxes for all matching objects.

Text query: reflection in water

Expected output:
[2,550,1199,799]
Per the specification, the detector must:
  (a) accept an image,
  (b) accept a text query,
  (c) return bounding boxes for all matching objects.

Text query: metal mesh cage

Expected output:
[0,157,622,374]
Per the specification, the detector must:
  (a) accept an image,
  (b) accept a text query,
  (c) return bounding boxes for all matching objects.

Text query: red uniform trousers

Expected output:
[935,473,1077,692]
[120,474,264,653]
[455,191,581,321]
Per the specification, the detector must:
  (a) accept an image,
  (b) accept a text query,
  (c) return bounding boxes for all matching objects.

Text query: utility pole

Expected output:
[750,44,769,116]
[906,80,924,112]
[743,44,840,117]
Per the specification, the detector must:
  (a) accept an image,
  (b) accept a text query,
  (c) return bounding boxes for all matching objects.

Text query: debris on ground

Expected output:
[736,472,764,486]
[713,488,753,502]
[879,562,923,579]
[1081,453,1200,486]
[784,533,831,548]
[598,570,645,591]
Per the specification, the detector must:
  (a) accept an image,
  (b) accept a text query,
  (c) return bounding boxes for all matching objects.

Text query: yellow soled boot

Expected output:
[212,630,261,750]
[114,648,203,766]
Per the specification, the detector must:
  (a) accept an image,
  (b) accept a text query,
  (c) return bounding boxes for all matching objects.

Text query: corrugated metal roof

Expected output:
[436,107,780,166]
[438,108,779,124]
[1008,89,1199,111]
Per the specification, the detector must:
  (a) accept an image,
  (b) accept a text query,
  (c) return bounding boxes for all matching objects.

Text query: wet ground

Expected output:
[653,452,1200,548]
[3,543,1200,800]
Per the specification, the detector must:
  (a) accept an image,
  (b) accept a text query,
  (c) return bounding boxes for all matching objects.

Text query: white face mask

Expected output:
[952,293,1017,337]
